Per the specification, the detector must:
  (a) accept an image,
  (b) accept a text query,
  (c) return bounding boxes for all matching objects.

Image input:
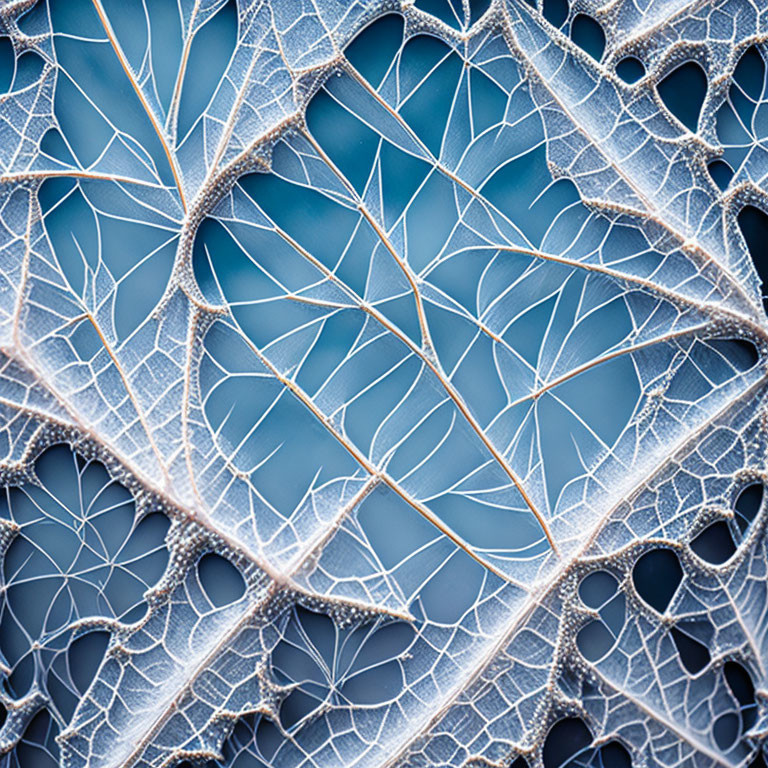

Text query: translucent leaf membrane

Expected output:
[0,445,169,765]
[0,0,768,767]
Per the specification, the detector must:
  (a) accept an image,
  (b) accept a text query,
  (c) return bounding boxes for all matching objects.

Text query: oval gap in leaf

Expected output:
[708,338,759,371]
[470,0,493,24]
[578,570,618,609]
[49,630,110,722]
[198,553,246,608]
[570,14,605,61]
[734,46,766,100]
[69,631,109,695]
[598,742,632,768]
[543,717,592,768]
[15,709,59,768]
[40,128,77,166]
[14,51,44,91]
[17,0,49,37]
[738,205,768,313]
[671,625,711,673]
[543,0,569,28]
[632,548,682,612]
[713,712,740,752]
[616,56,644,83]
[657,61,707,131]
[691,521,736,564]
[707,159,734,191]
[0,37,13,93]
[414,0,463,28]
[735,483,763,535]
[280,689,319,731]
[577,620,615,662]
[724,661,757,730]
[344,13,404,89]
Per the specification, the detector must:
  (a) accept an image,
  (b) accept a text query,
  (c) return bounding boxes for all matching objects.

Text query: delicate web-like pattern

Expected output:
[0,0,768,766]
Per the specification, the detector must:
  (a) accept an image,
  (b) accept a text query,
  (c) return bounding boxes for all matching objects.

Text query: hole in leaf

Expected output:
[67,632,109,694]
[632,548,682,612]
[253,716,282,761]
[17,0,47,37]
[599,594,626,635]
[598,742,632,768]
[657,61,707,131]
[543,717,592,768]
[577,576,626,660]
[345,14,404,89]
[735,483,763,535]
[734,46,765,100]
[578,571,618,608]
[16,709,59,768]
[40,127,76,166]
[708,159,733,191]
[216,714,278,766]
[713,712,740,751]
[691,521,736,564]
[616,56,644,83]
[49,629,111,722]
[7,653,33,699]
[708,338,759,371]
[577,620,615,662]
[14,51,43,90]
[198,553,245,608]
[397,35,463,160]
[469,0,493,24]
[738,205,768,313]
[570,15,604,61]
[121,602,148,624]
[719,52,755,144]
[666,337,756,403]
[0,37,13,94]
[415,0,463,29]
[671,625,710,673]
[69,631,109,694]
[280,688,319,730]
[725,661,757,730]
[543,0,568,28]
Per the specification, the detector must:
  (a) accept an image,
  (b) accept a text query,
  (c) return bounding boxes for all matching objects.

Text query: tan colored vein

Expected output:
[90,0,188,212]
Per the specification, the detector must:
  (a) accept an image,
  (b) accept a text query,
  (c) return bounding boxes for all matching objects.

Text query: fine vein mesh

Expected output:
[0,0,767,767]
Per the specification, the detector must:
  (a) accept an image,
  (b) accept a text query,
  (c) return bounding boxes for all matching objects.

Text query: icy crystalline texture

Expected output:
[0,0,767,767]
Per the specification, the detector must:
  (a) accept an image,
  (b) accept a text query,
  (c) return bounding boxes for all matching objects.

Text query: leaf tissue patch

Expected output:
[0,1,767,767]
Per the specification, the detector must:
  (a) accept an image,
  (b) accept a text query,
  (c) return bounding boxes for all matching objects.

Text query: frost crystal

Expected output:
[0,0,767,767]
